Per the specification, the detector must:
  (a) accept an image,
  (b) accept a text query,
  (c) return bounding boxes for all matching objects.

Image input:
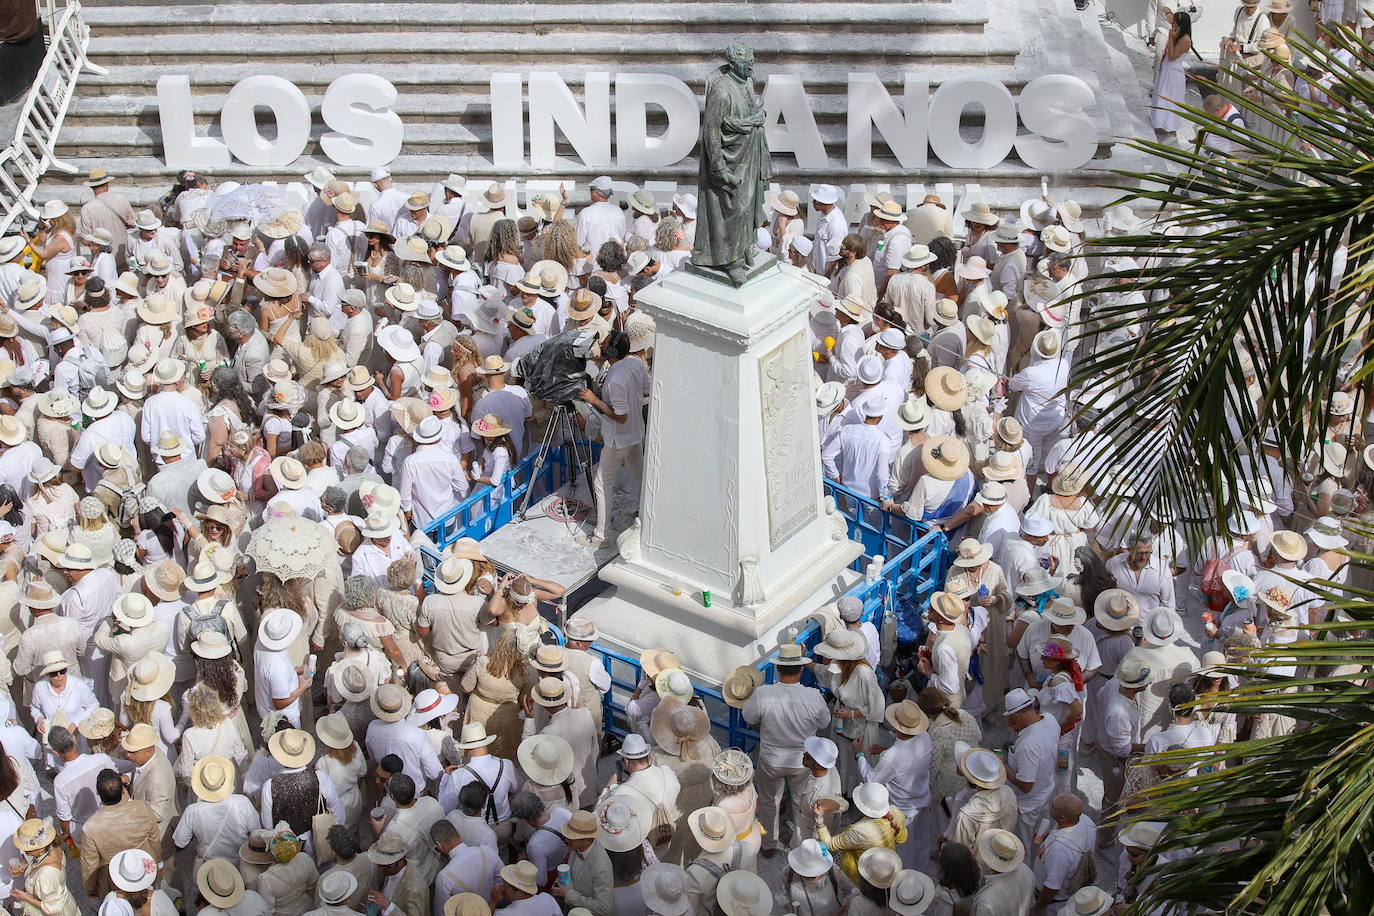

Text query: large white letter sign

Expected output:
[1015,74,1098,170]
[157,75,230,170]
[490,73,524,169]
[320,74,404,168]
[928,76,1016,170]
[528,72,611,169]
[846,73,929,170]
[615,74,698,169]
[763,75,828,170]
[219,76,311,168]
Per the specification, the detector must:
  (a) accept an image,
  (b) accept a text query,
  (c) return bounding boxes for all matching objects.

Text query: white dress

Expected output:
[1151,45,1187,132]
[1025,494,1101,576]
[316,744,367,830]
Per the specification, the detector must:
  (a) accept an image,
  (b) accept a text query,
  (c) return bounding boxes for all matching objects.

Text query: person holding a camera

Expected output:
[576,331,649,549]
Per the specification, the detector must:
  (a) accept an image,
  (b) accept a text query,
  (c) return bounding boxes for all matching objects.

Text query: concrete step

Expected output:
[79,2,991,34]
[84,30,1019,68]
[72,60,1033,97]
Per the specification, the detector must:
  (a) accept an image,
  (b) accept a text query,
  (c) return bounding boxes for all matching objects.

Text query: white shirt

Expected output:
[437,754,519,821]
[470,385,532,455]
[1018,620,1102,682]
[1009,715,1060,813]
[308,265,346,331]
[1095,681,1141,759]
[325,220,365,274]
[831,423,893,499]
[70,411,138,490]
[253,647,301,727]
[576,200,626,255]
[1033,816,1096,901]
[502,896,561,916]
[740,682,831,768]
[372,188,408,235]
[1008,357,1070,435]
[813,208,848,274]
[265,486,323,522]
[54,751,118,838]
[398,443,469,529]
[599,357,650,450]
[173,795,259,859]
[876,224,914,273]
[858,732,931,814]
[525,806,573,883]
[1106,553,1177,613]
[60,566,122,649]
[433,843,500,916]
[365,719,444,790]
[140,389,206,461]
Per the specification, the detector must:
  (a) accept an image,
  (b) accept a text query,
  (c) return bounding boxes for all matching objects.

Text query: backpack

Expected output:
[1198,544,1243,612]
[97,478,146,530]
[68,347,110,401]
[690,846,743,916]
[183,599,234,648]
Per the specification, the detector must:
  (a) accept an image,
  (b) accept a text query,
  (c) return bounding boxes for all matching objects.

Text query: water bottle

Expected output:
[865,555,884,583]
[305,654,317,678]
[556,864,571,888]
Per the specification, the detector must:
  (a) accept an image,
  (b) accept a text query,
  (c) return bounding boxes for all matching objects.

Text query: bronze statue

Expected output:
[691,43,772,287]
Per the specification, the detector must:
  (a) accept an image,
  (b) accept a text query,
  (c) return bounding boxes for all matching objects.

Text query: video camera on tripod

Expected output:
[510,328,602,407]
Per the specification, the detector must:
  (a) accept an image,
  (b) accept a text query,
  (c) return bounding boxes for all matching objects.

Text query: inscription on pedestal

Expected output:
[759,331,818,549]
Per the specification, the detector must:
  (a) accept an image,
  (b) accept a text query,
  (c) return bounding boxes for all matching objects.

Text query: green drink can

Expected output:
[702,590,712,608]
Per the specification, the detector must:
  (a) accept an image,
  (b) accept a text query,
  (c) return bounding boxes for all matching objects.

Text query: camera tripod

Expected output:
[514,403,598,533]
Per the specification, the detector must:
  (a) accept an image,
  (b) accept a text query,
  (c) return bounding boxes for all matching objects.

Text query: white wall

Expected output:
[1101,0,1317,61]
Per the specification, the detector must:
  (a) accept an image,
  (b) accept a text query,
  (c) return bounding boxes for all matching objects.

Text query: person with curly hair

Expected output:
[459,632,530,761]
[650,215,692,276]
[593,240,629,314]
[484,219,525,299]
[176,683,249,783]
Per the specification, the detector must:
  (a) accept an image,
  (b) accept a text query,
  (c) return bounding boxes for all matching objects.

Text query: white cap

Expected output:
[370,166,391,181]
[589,175,614,192]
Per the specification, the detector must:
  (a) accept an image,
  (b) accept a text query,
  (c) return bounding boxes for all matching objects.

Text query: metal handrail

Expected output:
[1,0,105,236]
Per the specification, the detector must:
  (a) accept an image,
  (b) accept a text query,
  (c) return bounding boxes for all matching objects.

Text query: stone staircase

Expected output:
[38,0,1156,211]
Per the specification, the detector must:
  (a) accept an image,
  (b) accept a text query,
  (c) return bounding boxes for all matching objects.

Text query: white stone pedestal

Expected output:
[580,255,864,684]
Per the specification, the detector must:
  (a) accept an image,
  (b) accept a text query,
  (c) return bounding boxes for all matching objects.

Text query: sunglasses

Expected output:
[47,670,67,679]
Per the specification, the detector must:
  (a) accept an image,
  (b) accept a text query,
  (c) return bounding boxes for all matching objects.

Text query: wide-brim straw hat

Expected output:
[921,436,969,481]
[814,628,867,661]
[408,688,459,725]
[885,700,929,736]
[434,556,476,594]
[268,728,316,768]
[976,828,1025,873]
[198,860,246,909]
[13,818,57,853]
[721,665,764,709]
[517,733,575,786]
[192,756,236,802]
[257,606,303,651]
[1043,599,1087,627]
[924,367,967,411]
[1052,466,1087,496]
[688,806,735,854]
[1093,588,1140,631]
[1307,516,1348,550]
[112,593,156,629]
[858,847,902,889]
[650,697,711,755]
[370,683,413,722]
[952,537,993,567]
[959,746,1006,790]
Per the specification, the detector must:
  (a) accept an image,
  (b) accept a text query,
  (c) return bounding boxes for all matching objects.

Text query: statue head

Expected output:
[725,43,755,79]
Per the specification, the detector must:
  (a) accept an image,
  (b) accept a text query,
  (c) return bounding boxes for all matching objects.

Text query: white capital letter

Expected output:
[763,75,828,170]
[1015,75,1098,171]
[220,76,311,168]
[927,76,1015,170]
[528,72,611,169]
[320,74,404,169]
[846,73,928,170]
[490,73,525,169]
[157,75,230,170]
[615,74,698,169]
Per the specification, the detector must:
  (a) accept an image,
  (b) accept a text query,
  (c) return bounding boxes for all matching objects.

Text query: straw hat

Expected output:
[191,756,235,802]
[269,456,308,491]
[1033,329,1062,359]
[112,593,156,629]
[499,860,541,896]
[773,643,811,667]
[952,537,993,568]
[331,664,374,704]
[518,733,574,786]
[885,700,929,736]
[371,683,413,722]
[436,245,471,272]
[711,748,754,787]
[721,665,764,709]
[54,542,98,571]
[268,728,315,768]
[1118,822,1165,850]
[715,871,772,916]
[976,829,1025,873]
[366,832,409,868]
[23,580,60,611]
[119,722,157,753]
[0,415,24,447]
[77,708,115,740]
[687,806,734,854]
[1093,589,1140,631]
[1064,886,1112,916]
[191,631,233,663]
[858,847,902,889]
[253,267,297,299]
[928,591,965,625]
[1258,584,1296,618]
[1051,465,1086,496]
[1140,606,1200,647]
[150,356,185,387]
[319,871,359,908]
[650,698,711,756]
[198,859,245,909]
[1269,529,1307,563]
[983,450,1024,483]
[37,390,78,420]
[143,560,185,602]
[258,606,303,651]
[561,809,599,841]
[127,654,174,702]
[531,676,571,709]
[37,650,70,677]
[814,628,867,661]
[1043,599,1087,627]
[766,189,799,217]
[14,818,57,853]
[1041,225,1073,253]
[921,436,969,481]
[924,367,967,411]
[408,688,459,725]
[434,556,475,595]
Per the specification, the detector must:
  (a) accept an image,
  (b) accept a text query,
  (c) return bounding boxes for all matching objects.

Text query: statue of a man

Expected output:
[692,43,772,287]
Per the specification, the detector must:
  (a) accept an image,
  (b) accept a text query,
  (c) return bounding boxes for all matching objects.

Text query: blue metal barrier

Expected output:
[421,451,953,752]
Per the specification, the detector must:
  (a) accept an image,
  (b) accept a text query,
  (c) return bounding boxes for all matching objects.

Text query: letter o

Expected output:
[927,77,1016,170]
[220,76,312,168]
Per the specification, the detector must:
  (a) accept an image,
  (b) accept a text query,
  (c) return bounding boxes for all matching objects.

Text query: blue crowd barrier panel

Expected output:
[421,450,952,754]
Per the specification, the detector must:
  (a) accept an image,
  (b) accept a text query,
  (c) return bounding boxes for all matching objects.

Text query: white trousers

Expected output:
[591,442,643,541]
